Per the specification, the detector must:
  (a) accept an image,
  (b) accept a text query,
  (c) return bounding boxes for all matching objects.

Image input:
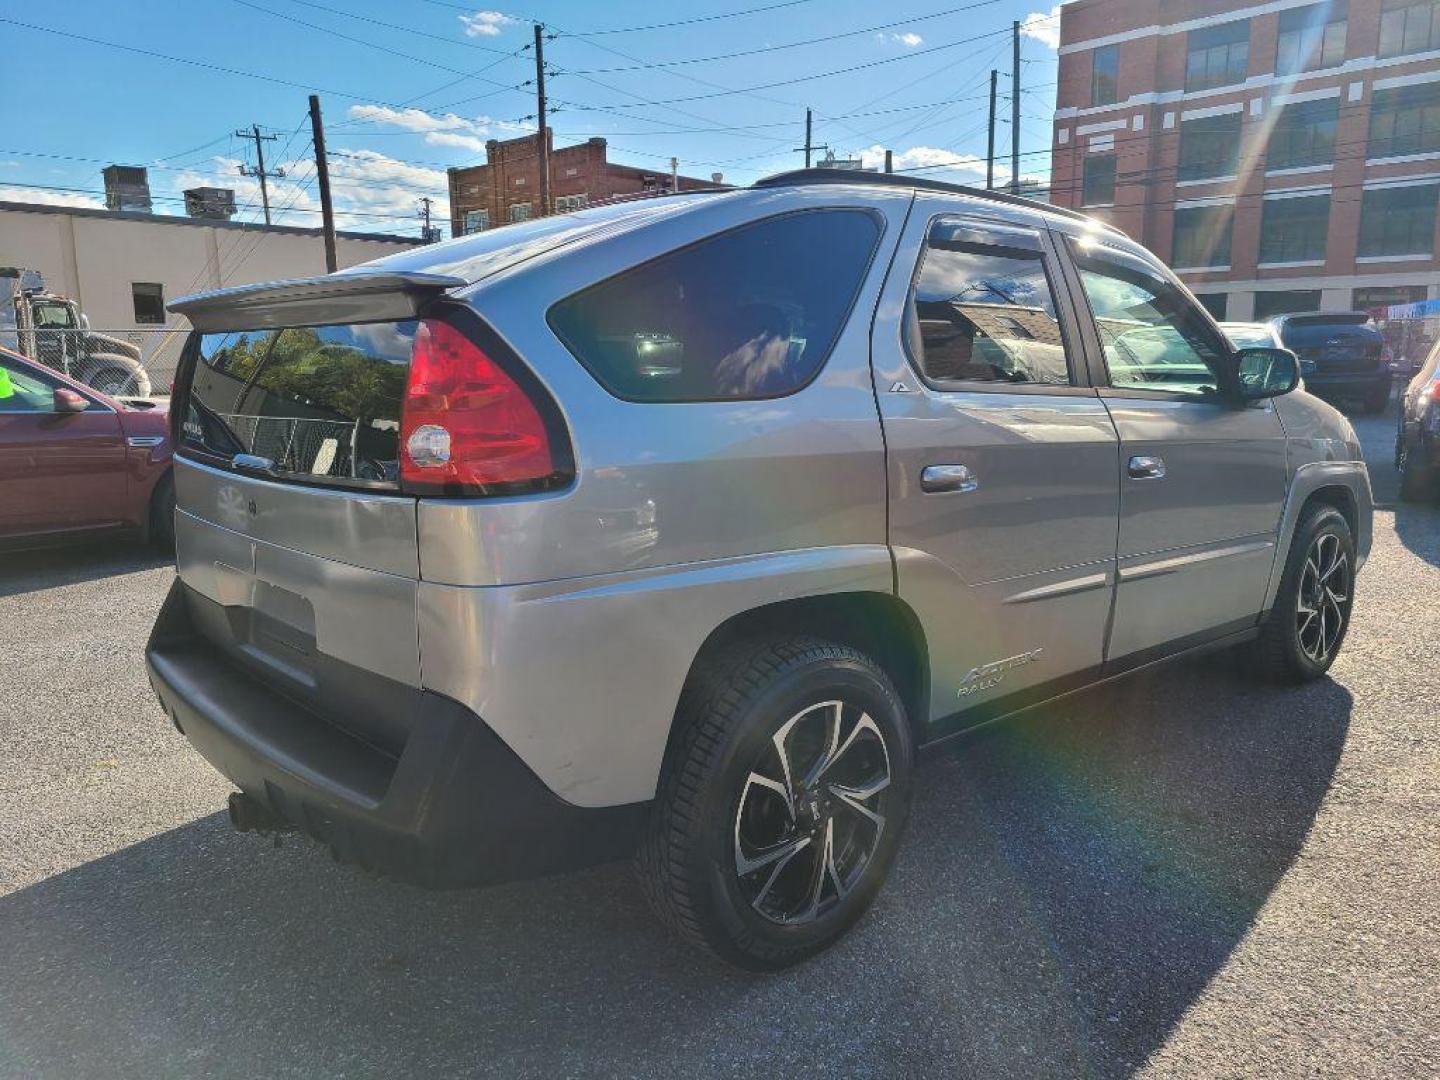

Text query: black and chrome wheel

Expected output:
[638,636,913,970]
[1253,504,1356,682]
[1295,532,1350,666]
[733,699,892,925]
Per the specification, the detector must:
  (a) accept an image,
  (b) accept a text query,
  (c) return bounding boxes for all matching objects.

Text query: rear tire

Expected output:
[1398,434,1434,502]
[1359,382,1391,415]
[637,636,913,970]
[1251,505,1355,683]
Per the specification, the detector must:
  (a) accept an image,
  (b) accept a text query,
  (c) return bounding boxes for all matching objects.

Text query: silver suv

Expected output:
[146,172,1373,969]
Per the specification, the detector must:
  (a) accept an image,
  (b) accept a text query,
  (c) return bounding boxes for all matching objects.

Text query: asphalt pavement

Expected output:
[0,412,1436,1079]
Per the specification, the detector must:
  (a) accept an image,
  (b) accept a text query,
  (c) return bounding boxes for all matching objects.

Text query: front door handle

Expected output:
[920,464,978,493]
[1127,455,1166,480]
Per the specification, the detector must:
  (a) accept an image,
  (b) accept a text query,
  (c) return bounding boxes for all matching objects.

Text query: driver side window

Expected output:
[1069,242,1228,397]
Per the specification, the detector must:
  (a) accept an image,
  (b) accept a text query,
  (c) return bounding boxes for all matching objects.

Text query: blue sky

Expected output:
[0,0,1062,237]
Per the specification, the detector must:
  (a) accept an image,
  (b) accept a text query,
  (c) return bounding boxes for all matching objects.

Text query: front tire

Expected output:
[149,472,176,552]
[1252,505,1355,683]
[1397,433,1434,502]
[638,636,913,970]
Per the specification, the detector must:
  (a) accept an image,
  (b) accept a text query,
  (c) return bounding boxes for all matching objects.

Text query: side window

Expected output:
[905,219,1072,387]
[548,209,881,402]
[0,360,59,412]
[1069,241,1230,397]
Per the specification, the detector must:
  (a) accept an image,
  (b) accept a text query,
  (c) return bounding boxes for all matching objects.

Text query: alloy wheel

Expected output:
[732,699,891,925]
[1296,532,1350,664]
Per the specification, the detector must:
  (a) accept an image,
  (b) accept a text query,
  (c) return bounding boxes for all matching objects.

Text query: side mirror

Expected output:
[53,387,90,414]
[1235,347,1301,401]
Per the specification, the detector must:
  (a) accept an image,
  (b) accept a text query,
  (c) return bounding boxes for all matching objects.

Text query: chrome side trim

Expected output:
[126,435,166,448]
[1119,538,1275,582]
[1003,570,1111,604]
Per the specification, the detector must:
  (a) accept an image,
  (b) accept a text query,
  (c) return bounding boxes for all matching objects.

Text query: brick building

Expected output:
[1050,0,1440,323]
[446,131,724,236]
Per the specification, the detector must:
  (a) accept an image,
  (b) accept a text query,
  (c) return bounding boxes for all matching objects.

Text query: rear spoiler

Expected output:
[168,270,467,332]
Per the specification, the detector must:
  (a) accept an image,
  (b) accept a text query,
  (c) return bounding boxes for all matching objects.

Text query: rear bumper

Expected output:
[145,579,644,888]
[1305,371,1389,395]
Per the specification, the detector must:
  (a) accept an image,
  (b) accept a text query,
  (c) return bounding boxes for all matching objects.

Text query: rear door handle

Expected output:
[1127,455,1166,480]
[920,464,978,493]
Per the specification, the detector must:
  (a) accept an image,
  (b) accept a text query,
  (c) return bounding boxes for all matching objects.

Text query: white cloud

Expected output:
[459,10,516,37]
[423,131,490,153]
[164,151,450,234]
[1020,5,1062,49]
[347,105,476,133]
[0,185,104,209]
[876,31,924,47]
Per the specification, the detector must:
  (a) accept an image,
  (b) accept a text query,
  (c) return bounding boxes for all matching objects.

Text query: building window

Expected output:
[131,282,165,325]
[554,193,589,213]
[1172,206,1232,267]
[508,202,532,223]
[1379,0,1440,59]
[1186,20,1250,92]
[1254,290,1322,319]
[513,176,526,187]
[1353,284,1427,315]
[1091,45,1118,106]
[1259,195,1330,263]
[1082,154,1116,205]
[1276,3,1347,74]
[1359,184,1439,256]
[1267,98,1339,170]
[463,208,490,234]
[1195,293,1228,320]
[1178,112,1242,181]
[1367,81,1440,159]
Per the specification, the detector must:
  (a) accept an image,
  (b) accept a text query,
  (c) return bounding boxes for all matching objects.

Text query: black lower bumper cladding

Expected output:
[145,579,644,888]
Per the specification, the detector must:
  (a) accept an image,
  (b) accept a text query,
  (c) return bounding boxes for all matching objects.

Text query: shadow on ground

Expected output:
[0,541,168,599]
[0,657,1351,1079]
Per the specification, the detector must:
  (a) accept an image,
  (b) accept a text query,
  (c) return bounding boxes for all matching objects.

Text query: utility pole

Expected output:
[419,196,434,241]
[534,23,551,217]
[308,96,337,273]
[235,124,285,226]
[986,69,998,190]
[884,149,893,174]
[1011,20,1021,194]
[669,157,679,192]
[793,108,828,168]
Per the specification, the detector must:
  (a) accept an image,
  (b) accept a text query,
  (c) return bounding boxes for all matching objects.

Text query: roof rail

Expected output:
[751,168,1100,226]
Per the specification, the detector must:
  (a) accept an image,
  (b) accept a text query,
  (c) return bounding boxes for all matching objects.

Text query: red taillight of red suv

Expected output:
[400,319,560,493]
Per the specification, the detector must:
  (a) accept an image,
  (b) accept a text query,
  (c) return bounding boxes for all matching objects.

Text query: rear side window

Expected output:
[181,321,416,486]
[548,209,881,401]
[906,220,1072,387]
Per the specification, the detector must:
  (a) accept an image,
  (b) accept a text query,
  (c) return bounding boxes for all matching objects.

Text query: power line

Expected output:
[556,1,1011,74]
[417,0,822,36]
[277,0,520,55]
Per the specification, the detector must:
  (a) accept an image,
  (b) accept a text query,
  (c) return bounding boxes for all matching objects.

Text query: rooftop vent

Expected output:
[102,165,152,213]
[184,187,238,220]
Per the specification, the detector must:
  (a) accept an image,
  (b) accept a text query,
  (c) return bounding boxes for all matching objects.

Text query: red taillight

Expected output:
[400,319,557,492]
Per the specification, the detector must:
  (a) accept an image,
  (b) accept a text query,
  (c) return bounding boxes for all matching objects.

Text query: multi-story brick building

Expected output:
[446,131,723,237]
[1050,0,1440,324]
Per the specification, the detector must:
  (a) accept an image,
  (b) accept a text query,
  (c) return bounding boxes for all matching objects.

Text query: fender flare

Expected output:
[1262,460,1373,613]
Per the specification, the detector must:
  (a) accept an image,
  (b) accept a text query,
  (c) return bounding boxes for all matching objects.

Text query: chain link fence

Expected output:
[3,327,190,398]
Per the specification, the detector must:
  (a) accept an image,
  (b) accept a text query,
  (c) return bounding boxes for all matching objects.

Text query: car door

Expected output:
[0,356,128,538]
[871,202,1121,732]
[1054,230,1289,661]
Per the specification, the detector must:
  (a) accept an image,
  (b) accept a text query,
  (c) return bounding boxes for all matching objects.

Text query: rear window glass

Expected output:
[181,321,416,486]
[547,209,881,401]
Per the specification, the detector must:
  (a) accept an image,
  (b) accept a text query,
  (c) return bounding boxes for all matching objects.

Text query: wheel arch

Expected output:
[1264,462,1372,613]
[666,591,932,765]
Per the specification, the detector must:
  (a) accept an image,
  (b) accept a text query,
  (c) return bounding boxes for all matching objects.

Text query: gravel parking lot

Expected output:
[1,413,1436,1079]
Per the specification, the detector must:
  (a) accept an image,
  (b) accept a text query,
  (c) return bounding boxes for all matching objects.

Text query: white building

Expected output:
[0,200,422,335]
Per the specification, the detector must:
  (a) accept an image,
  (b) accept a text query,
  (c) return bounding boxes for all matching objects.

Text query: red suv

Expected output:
[0,347,173,549]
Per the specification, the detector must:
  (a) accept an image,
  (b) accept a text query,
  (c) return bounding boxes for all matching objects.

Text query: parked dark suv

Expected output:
[1271,312,1390,414]
[146,172,1372,969]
